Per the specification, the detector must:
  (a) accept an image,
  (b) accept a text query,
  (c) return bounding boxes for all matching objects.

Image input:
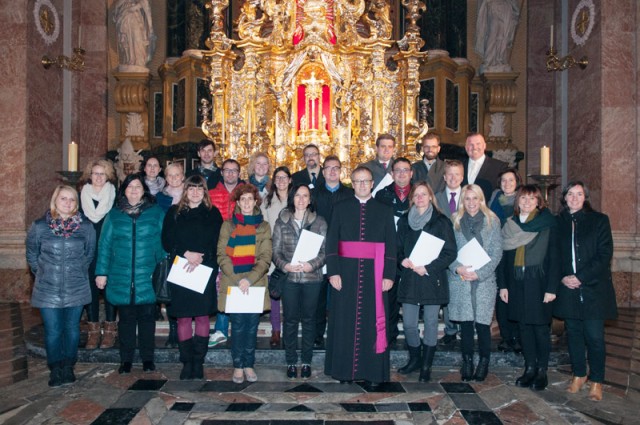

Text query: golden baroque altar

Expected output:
[200,0,429,173]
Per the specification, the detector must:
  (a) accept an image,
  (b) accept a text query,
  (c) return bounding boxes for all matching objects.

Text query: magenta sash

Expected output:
[338,241,387,354]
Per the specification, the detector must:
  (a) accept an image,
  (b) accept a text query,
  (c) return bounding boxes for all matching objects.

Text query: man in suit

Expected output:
[434,159,465,345]
[361,134,395,188]
[292,144,325,189]
[411,132,446,193]
[463,133,508,200]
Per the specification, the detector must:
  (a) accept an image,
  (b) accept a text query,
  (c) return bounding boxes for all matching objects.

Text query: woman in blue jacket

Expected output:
[27,185,95,387]
[96,173,165,374]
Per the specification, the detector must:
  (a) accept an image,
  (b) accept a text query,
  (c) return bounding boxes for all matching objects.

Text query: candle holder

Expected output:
[528,174,561,202]
[546,47,588,72]
[42,47,85,72]
[57,171,83,186]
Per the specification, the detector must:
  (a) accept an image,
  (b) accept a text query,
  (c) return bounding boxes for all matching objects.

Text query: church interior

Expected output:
[0,0,639,422]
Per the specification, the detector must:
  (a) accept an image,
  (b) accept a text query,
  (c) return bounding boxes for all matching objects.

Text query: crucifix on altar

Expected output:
[295,66,332,147]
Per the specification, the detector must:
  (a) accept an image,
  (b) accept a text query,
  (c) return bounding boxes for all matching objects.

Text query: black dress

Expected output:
[161,204,223,317]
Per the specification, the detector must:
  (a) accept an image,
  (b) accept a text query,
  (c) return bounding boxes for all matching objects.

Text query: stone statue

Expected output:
[475,0,520,73]
[113,0,156,71]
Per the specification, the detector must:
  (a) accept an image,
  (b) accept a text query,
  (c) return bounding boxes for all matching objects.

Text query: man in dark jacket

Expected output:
[375,157,413,343]
[292,144,325,189]
[411,132,446,193]
[312,155,354,347]
[463,133,508,200]
[187,139,221,190]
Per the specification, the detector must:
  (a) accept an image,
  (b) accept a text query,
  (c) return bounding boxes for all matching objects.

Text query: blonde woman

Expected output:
[27,186,95,386]
[448,184,503,382]
[79,159,117,349]
[248,152,271,199]
[156,162,185,212]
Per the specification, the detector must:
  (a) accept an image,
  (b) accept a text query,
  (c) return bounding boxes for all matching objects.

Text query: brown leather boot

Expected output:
[100,321,117,349]
[567,375,588,393]
[85,322,101,349]
[588,382,603,401]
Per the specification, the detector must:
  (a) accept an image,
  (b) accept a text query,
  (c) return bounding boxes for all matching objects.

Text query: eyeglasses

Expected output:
[324,166,340,172]
[222,169,239,174]
[91,172,106,177]
[352,179,372,186]
[393,168,411,174]
[274,176,290,181]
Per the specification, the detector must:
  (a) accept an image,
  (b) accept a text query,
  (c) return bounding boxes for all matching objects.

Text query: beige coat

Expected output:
[217,217,272,312]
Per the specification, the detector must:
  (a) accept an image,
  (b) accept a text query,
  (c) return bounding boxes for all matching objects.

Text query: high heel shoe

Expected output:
[567,375,588,393]
[588,382,603,401]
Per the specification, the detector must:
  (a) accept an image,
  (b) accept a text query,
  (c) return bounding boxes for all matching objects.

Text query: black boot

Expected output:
[509,337,523,354]
[48,362,63,387]
[515,365,537,387]
[419,345,436,382]
[531,368,548,391]
[398,345,422,375]
[192,335,209,380]
[61,359,76,385]
[178,338,194,380]
[165,317,178,348]
[473,357,490,382]
[461,354,474,382]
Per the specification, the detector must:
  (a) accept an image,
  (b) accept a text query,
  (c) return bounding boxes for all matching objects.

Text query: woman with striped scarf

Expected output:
[217,184,272,384]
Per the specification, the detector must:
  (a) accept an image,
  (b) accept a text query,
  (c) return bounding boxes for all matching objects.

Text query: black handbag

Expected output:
[153,255,172,304]
[268,268,288,299]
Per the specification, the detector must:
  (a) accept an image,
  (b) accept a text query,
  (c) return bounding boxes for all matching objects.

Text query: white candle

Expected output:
[68,141,78,172]
[540,146,550,175]
[550,25,554,50]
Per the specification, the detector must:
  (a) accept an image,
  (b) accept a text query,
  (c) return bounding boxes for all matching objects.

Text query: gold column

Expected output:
[113,72,151,150]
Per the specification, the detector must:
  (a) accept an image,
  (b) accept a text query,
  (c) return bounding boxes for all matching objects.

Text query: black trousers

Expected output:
[519,322,551,369]
[386,275,400,340]
[314,276,329,342]
[495,292,519,341]
[118,303,156,362]
[460,321,491,358]
[282,280,322,364]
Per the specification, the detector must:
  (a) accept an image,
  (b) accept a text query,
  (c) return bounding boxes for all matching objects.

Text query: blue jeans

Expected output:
[215,312,229,337]
[230,313,260,368]
[282,280,322,364]
[564,319,606,382]
[442,305,459,336]
[403,304,440,347]
[40,306,84,366]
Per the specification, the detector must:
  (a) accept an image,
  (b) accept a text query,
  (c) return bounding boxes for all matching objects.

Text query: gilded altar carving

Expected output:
[200,0,428,173]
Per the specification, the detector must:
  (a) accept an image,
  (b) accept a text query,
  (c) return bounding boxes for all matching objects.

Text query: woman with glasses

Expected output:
[78,160,117,349]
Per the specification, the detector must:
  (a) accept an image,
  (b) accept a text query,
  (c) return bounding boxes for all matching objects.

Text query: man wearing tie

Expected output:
[463,133,508,200]
[434,159,465,345]
[292,144,325,189]
[361,134,396,188]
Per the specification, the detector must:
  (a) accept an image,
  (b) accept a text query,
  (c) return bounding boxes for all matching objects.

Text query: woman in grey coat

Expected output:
[26,185,95,387]
[272,184,327,380]
[448,184,503,382]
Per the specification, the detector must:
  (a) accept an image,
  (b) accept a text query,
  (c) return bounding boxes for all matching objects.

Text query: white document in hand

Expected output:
[409,231,445,266]
[225,287,266,313]
[167,256,214,294]
[290,229,324,265]
[372,173,393,197]
[456,238,491,271]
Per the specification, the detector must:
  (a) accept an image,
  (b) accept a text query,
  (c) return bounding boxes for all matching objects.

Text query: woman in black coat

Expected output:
[396,181,457,382]
[162,175,223,380]
[499,185,559,391]
[554,181,617,402]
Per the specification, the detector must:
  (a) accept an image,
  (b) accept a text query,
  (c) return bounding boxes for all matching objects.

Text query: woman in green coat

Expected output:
[96,173,165,374]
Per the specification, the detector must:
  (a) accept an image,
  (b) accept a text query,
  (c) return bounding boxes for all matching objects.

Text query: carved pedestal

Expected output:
[481,72,519,148]
[113,72,151,150]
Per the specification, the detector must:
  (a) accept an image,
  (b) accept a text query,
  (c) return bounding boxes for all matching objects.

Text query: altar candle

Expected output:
[540,146,550,175]
[68,141,78,172]
[550,25,554,50]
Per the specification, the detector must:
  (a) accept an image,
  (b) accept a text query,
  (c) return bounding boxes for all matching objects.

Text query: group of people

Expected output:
[27,134,617,402]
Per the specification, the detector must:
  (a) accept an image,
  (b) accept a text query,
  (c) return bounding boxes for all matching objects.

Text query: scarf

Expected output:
[249,175,269,193]
[490,190,516,224]
[145,176,166,195]
[226,212,264,273]
[163,185,183,205]
[47,210,83,238]
[117,197,147,218]
[81,182,116,223]
[501,208,555,279]
[460,211,485,245]
[408,203,433,231]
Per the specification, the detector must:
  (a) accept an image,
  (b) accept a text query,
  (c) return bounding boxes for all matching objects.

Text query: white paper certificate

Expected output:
[290,229,324,265]
[167,256,214,294]
[225,287,266,313]
[372,173,393,197]
[456,238,491,271]
[409,231,445,266]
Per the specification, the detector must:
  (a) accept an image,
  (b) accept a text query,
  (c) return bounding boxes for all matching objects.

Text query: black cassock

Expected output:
[324,197,397,383]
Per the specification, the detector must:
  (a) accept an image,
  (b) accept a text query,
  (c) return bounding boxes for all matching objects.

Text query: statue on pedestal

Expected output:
[475,0,520,73]
[113,0,156,71]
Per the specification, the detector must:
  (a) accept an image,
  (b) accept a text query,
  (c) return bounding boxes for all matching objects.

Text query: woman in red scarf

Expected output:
[217,184,271,383]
